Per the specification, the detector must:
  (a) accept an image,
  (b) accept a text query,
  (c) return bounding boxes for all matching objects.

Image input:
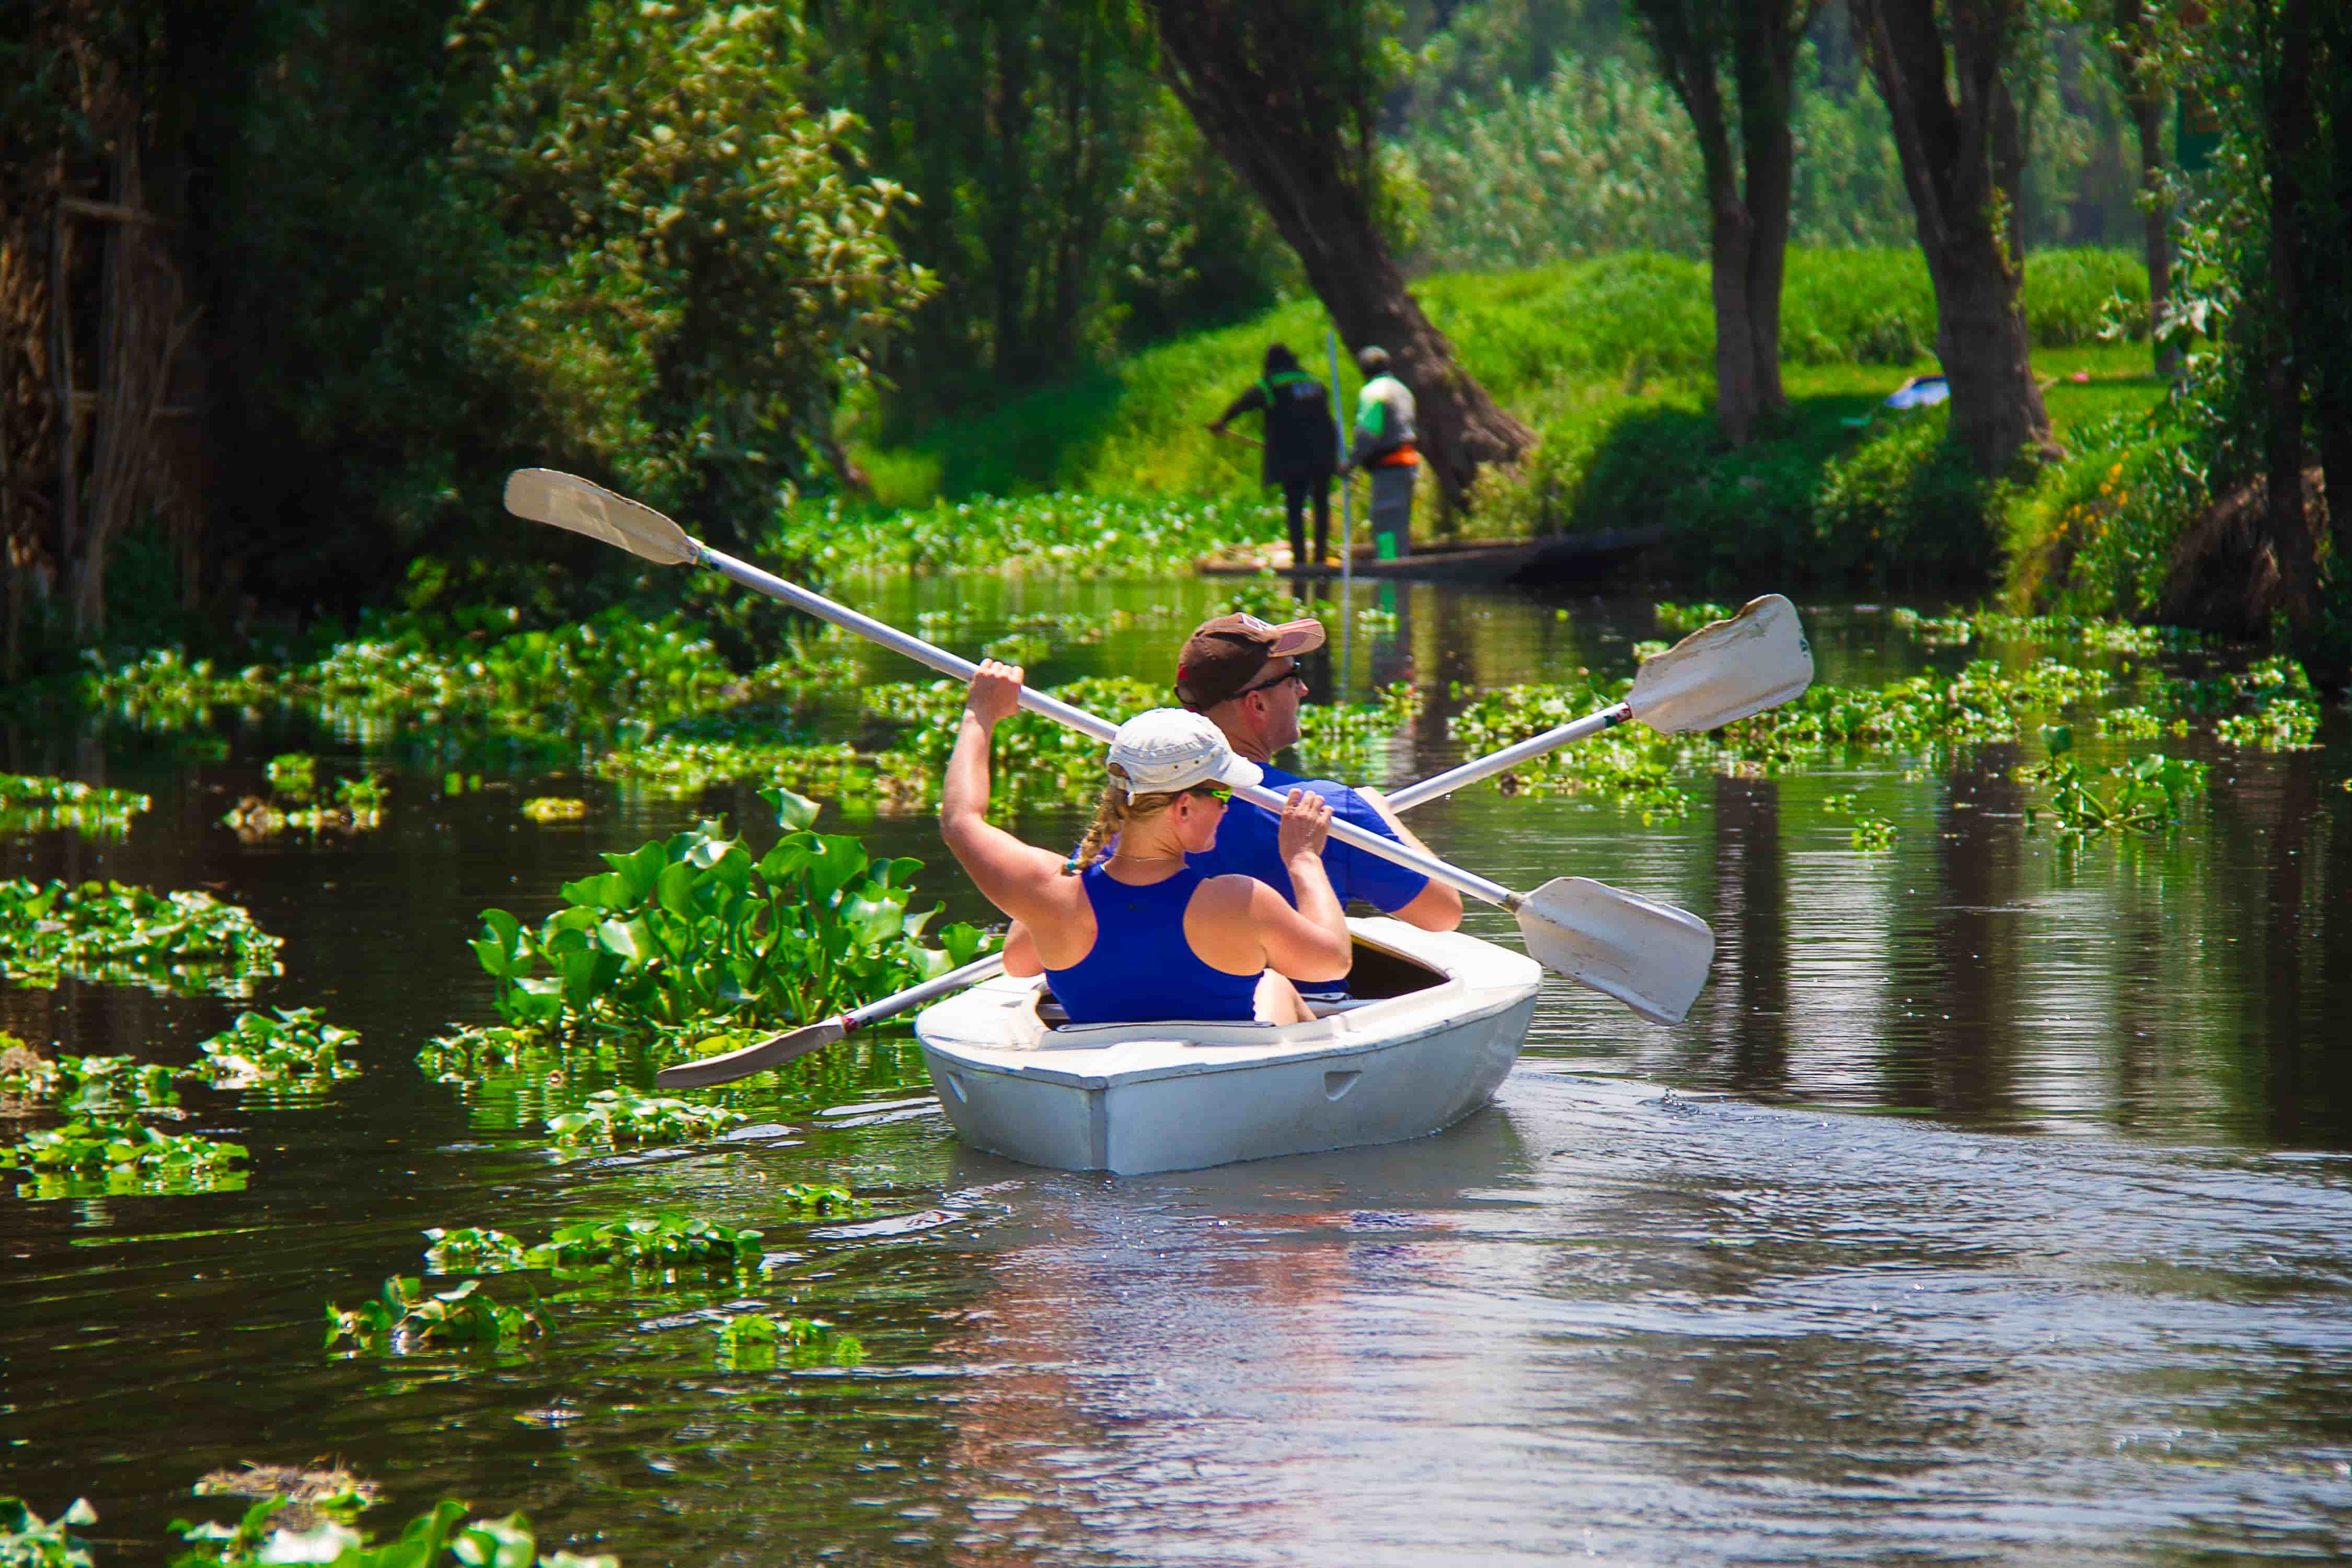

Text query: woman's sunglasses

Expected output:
[1185,783,1231,804]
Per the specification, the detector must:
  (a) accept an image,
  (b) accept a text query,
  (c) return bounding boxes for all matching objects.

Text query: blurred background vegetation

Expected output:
[1,0,2344,683]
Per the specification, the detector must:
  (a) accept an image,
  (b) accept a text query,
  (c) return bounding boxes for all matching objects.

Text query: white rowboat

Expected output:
[914,918,1542,1174]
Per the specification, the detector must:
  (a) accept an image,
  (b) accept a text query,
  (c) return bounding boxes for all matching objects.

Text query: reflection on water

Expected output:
[3,584,2349,1562]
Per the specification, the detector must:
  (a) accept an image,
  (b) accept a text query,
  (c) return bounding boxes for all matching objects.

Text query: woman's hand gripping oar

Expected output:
[507,470,1743,1043]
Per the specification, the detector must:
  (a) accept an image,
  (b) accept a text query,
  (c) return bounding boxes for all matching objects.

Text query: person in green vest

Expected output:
[1341,345,1418,560]
[1207,343,1338,568]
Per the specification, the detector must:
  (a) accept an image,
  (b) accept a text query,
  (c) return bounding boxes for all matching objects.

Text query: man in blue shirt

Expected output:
[1173,614,1462,993]
[1000,611,1459,994]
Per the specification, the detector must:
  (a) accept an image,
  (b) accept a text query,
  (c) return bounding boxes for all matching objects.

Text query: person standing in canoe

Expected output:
[941,660,1353,1026]
[1206,343,1338,569]
[1174,612,1462,1001]
[1340,345,1418,560]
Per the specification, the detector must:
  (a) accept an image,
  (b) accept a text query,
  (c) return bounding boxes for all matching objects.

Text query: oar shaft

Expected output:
[699,541,1514,911]
[845,953,1009,1029]
[1383,704,1632,812]
[697,543,1118,743]
[1227,780,1516,907]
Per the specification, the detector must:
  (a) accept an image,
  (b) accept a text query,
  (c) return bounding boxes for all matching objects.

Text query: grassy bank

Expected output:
[841,247,2162,590]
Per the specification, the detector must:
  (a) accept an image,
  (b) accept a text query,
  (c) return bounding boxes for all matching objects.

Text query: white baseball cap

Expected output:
[1105,709,1265,796]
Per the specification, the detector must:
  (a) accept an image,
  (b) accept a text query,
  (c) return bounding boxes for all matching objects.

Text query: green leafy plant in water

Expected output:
[323,1276,541,1353]
[225,762,386,836]
[543,1087,747,1147]
[18,1052,183,1114]
[0,775,150,840]
[0,1495,96,1567]
[1,1117,249,1199]
[520,797,588,822]
[779,1182,860,1215]
[468,788,988,1034]
[172,1496,614,1567]
[422,1228,536,1273]
[777,491,1278,578]
[2015,752,2209,834]
[0,879,283,997]
[591,736,923,806]
[1654,601,1734,633]
[1850,816,1899,850]
[708,1311,863,1370]
[533,1214,765,1271]
[2214,698,2321,751]
[192,1008,360,1091]
[264,753,318,801]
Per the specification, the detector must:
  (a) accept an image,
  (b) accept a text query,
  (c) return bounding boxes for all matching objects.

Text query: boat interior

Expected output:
[1032,932,1451,1029]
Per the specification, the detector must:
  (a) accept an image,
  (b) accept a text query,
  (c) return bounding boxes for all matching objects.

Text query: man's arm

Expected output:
[1353,785,1463,931]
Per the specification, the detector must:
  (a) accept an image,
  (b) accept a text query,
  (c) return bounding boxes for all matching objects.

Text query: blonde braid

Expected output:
[1064,782,1127,874]
[1063,769,1190,874]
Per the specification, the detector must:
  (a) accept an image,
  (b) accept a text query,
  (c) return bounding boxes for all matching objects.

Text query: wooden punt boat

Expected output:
[913,918,1542,1174]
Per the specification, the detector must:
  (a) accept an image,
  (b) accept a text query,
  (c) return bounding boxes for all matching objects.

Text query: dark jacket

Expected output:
[1216,370,1339,486]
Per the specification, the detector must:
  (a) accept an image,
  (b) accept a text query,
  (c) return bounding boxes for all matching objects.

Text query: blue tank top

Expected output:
[1042,863,1263,1025]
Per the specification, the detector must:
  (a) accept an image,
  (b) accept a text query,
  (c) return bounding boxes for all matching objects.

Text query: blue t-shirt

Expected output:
[1185,764,1428,913]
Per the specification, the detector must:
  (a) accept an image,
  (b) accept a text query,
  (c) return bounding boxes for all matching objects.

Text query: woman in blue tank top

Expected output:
[939,661,1353,1025]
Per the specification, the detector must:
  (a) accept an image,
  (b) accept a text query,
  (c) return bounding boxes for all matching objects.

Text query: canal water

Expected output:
[3,579,2348,1564]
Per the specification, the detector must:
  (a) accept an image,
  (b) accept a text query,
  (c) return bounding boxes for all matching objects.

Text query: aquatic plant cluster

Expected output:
[591,732,925,806]
[1456,607,2326,836]
[772,492,1278,577]
[0,774,151,839]
[466,788,988,1037]
[0,879,284,998]
[172,1493,618,1566]
[85,608,787,742]
[0,1011,360,1199]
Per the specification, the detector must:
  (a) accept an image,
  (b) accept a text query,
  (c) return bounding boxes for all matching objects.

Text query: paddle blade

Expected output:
[503,468,700,567]
[1514,876,1714,1025]
[1630,593,1813,733]
[654,1018,848,1088]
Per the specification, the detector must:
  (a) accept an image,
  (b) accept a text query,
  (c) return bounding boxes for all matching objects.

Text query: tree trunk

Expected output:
[2308,2,2352,570]
[1851,0,2059,475]
[1734,0,1809,418]
[1146,0,1532,506]
[2111,0,2177,377]
[2263,0,2320,636]
[2133,89,2177,376]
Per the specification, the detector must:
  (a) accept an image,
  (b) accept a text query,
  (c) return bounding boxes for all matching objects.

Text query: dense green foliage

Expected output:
[1447,605,2307,826]
[0,776,150,839]
[0,879,284,997]
[324,1276,543,1353]
[468,788,988,1035]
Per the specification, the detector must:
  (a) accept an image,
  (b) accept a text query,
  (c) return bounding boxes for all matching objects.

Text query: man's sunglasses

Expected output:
[1234,665,1308,699]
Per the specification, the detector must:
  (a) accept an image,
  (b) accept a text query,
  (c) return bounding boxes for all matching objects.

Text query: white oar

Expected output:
[506,469,1716,1028]
[1384,594,1815,811]
[655,954,1003,1088]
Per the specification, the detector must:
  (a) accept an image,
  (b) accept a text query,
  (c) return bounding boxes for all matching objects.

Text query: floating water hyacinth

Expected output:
[1,879,284,998]
[772,491,1278,577]
[0,774,151,839]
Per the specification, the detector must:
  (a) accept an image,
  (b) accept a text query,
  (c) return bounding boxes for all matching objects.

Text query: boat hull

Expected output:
[914,918,1541,1174]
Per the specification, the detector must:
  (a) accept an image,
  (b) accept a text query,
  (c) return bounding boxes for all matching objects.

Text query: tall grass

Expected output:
[853,247,2152,504]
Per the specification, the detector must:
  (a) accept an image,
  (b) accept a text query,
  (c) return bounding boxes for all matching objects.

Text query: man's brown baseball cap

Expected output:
[1173,613,1326,710]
